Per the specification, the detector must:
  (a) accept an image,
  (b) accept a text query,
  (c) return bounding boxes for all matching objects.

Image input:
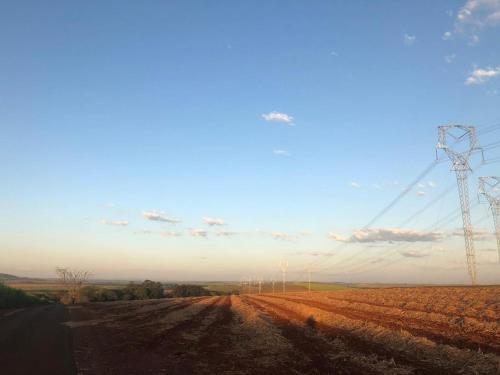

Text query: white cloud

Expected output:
[203,217,225,226]
[444,53,456,63]
[330,50,338,56]
[331,228,444,243]
[400,250,430,258]
[465,67,500,85]
[454,0,500,41]
[143,211,181,224]
[350,181,361,188]
[101,219,128,226]
[262,111,294,124]
[442,31,453,40]
[428,181,437,188]
[403,33,416,45]
[328,232,348,241]
[188,228,208,237]
[372,183,382,190]
[416,191,426,197]
[417,183,426,188]
[273,149,290,156]
[160,231,182,237]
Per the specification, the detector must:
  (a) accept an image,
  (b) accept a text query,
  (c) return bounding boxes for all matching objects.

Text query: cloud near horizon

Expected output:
[160,230,182,237]
[188,228,208,237]
[143,211,181,224]
[203,217,225,226]
[215,231,237,237]
[451,228,494,241]
[399,250,430,258]
[329,228,444,243]
[101,219,129,226]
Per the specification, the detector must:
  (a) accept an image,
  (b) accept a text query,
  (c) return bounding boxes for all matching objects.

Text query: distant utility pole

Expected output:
[258,279,262,294]
[272,279,275,294]
[478,176,500,262]
[437,125,483,285]
[279,261,288,293]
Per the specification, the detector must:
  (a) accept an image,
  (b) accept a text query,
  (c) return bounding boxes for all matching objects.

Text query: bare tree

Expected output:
[56,267,91,304]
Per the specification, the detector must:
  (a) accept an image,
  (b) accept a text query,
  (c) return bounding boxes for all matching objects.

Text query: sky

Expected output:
[1,0,500,284]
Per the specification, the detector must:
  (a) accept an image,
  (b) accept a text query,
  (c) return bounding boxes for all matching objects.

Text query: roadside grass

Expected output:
[0,283,46,308]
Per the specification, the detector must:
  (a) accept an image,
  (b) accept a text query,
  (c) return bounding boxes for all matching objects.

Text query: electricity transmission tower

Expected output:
[279,261,288,293]
[437,125,483,285]
[478,176,500,261]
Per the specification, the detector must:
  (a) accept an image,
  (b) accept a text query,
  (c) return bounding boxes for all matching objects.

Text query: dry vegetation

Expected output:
[68,287,500,375]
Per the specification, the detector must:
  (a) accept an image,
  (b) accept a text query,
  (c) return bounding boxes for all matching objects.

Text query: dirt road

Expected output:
[0,305,76,375]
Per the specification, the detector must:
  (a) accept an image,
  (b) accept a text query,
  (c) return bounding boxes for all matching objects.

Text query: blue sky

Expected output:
[1,1,499,283]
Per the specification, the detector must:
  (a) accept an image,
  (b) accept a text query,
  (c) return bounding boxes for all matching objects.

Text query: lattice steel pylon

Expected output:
[437,125,483,285]
[478,176,500,262]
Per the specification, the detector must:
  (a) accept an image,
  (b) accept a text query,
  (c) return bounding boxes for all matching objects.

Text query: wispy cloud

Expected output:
[350,181,361,188]
[202,217,225,226]
[188,228,208,237]
[403,33,416,45]
[451,228,494,241]
[273,149,290,156]
[215,231,237,237]
[416,191,426,197]
[442,31,453,40]
[293,251,334,257]
[134,229,152,235]
[400,250,430,258]
[143,211,181,224]
[328,232,348,241]
[465,67,500,85]
[258,230,308,241]
[101,219,128,226]
[444,53,456,63]
[271,232,297,241]
[453,0,500,42]
[428,181,437,188]
[160,230,182,237]
[262,111,295,124]
[329,228,444,243]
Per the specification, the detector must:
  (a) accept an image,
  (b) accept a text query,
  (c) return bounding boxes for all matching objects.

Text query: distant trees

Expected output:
[171,284,211,297]
[77,280,165,303]
[56,267,91,304]
[122,280,164,300]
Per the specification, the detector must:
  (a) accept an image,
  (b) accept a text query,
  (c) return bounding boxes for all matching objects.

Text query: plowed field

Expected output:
[69,287,500,375]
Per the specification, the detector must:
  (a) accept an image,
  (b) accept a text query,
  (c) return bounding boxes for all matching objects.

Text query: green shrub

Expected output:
[122,280,164,300]
[0,283,44,309]
[171,284,211,297]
